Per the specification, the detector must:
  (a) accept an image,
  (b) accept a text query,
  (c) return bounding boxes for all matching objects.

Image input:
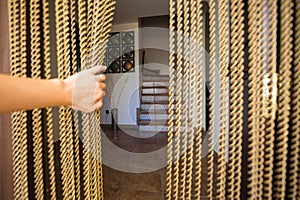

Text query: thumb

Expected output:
[86,65,107,75]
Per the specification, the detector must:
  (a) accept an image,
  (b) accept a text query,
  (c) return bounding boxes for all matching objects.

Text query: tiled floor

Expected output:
[102,125,167,200]
[101,126,218,200]
[103,166,165,200]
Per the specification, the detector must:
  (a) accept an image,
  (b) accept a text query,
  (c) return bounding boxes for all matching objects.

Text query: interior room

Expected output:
[1,0,299,199]
[100,0,213,199]
[101,0,180,199]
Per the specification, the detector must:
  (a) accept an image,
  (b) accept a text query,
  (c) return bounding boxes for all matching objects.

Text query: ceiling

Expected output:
[113,0,169,25]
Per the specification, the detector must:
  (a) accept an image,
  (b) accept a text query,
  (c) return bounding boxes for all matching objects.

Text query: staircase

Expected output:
[138,71,170,133]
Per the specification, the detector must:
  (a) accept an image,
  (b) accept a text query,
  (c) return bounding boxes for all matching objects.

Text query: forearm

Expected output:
[0,75,71,113]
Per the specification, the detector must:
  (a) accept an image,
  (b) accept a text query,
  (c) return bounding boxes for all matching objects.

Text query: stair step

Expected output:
[142,93,169,96]
[141,93,180,97]
[139,111,178,116]
[138,120,173,125]
[143,79,169,82]
[142,96,168,101]
[141,100,169,105]
[142,88,168,95]
[142,85,168,89]
[140,113,169,120]
[140,104,168,110]
[139,125,168,132]
[141,100,184,105]
[143,82,169,87]
[139,108,178,112]
[143,74,169,78]
[138,124,191,132]
[140,109,168,114]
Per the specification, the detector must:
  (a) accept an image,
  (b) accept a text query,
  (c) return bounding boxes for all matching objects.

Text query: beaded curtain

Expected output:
[8,0,115,199]
[166,0,299,199]
[8,0,300,199]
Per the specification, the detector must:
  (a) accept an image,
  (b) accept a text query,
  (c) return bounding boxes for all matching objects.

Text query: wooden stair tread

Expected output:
[139,72,171,130]
[142,85,168,89]
[142,93,169,96]
[139,109,180,114]
[141,100,169,104]
[138,120,173,125]
[143,74,169,78]
[143,79,169,82]
[140,110,168,114]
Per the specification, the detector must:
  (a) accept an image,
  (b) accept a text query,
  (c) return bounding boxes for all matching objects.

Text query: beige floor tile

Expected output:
[103,165,125,189]
[104,187,120,200]
[120,171,162,193]
[118,190,163,200]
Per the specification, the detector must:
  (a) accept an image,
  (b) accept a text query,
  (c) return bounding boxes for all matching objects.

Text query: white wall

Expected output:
[140,19,169,75]
[101,22,140,125]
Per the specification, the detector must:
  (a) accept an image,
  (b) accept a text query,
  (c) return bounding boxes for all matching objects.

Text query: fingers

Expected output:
[94,100,103,110]
[72,65,107,113]
[94,90,106,102]
[86,65,107,75]
[96,74,106,82]
[83,92,105,113]
[98,82,107,90]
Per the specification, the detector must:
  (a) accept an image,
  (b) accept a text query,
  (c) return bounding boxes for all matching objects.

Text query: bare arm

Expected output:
[0,65,106,113]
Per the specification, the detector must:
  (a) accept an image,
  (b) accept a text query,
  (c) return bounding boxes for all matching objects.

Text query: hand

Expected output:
[63,65,107,113]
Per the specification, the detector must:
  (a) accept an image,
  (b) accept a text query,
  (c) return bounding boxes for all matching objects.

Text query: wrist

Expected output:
[53,78,73,106]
